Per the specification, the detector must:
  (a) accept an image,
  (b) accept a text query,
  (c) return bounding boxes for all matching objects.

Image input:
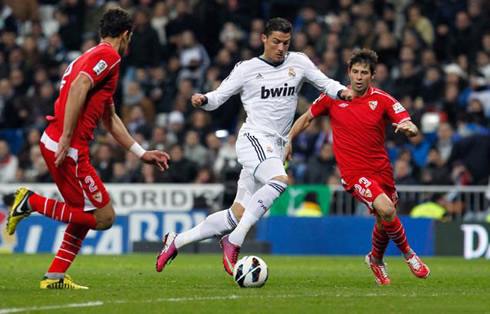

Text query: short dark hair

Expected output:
[99,7,133,38]
[264,17,292,36]
[348,48,378,74]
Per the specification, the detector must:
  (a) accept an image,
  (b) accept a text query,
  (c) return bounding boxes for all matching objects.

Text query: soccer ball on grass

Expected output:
[233,255,268,288]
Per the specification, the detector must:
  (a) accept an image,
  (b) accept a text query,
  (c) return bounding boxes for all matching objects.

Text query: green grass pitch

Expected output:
[0,254,489,313]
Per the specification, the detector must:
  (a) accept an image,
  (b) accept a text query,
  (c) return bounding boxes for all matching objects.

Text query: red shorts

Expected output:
[341,172,398,215]
[40,132,110,211]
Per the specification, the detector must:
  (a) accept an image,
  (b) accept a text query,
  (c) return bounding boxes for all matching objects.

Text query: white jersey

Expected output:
[201,51,346,139]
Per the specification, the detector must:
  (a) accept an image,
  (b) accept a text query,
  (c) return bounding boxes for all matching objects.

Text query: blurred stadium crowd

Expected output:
[0,0,489,193]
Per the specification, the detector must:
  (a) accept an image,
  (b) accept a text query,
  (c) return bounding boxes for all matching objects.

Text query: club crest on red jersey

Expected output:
[369,101,377,111]
[92,192,102,203]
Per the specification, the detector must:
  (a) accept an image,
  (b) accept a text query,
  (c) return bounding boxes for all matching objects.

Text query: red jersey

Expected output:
[46,42,121,148]
[309,87,410,186]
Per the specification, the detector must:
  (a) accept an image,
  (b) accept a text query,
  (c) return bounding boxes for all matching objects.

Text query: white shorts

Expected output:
[233,131,288,207]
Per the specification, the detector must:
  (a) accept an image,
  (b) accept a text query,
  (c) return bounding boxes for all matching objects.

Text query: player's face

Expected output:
[262,31,291,63]
[348,63,374,96]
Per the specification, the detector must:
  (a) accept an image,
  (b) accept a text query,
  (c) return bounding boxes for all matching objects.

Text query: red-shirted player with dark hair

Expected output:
[286,48,430,285]
[6,7,170,289]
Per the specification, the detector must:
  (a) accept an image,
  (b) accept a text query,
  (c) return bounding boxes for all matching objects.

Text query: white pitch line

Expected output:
[0,301,104,314]
[0,294,328,313]
[0,292,447,313]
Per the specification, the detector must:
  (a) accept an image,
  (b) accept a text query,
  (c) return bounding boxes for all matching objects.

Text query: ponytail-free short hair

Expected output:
[264,18,292,36]
[99,7,133,38]
[348,48,379,74]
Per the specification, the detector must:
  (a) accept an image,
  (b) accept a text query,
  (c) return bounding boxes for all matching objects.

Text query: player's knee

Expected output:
[255,158,288,185]
[270,175,288,185]
[377,203,396,221]
[266,177,288,198]
[94,204,115,230]
[231,202,245,221]
[99,214,115,230]
[373,194,396,221]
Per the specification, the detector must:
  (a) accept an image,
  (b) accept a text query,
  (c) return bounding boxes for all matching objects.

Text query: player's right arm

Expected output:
[191,62,244,110]
[284,111,315,162]
[285,94,332,162]
[55,74,92,167]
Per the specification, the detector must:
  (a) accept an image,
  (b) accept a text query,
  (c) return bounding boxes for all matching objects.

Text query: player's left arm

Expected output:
[385,95,418,137]
[102,105,170,171]
[393,120,419,137]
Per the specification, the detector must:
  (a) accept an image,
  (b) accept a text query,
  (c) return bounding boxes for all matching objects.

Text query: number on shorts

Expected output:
[359,177,371,187]
[85,176,98,192]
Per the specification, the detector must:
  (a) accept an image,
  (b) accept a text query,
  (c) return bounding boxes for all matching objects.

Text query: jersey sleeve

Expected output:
[202,61,244,111]
[301,53,347,99]
[106,97,115,107]
[309,94,333,118]
[383,94,411,124]
[79,48,121,88]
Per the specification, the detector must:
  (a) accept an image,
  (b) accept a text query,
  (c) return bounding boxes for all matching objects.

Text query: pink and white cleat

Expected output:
[155,232,178,272]
[365,253,391,285]
[219,235,241,276]
[406,253,430,279]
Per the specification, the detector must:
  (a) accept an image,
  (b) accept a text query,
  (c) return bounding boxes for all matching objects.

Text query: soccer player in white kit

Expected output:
[156,18,353,275]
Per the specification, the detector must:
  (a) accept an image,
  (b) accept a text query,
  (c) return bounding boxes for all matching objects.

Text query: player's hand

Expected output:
[55,135,70,167]
[393,121,418,137]
[141,150,171,172]
[191,94,206,108]
[340,89,354,101]
[284,144,293,163]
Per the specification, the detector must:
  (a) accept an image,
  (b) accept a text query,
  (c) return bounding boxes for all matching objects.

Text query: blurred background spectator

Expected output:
[0,0,487,201]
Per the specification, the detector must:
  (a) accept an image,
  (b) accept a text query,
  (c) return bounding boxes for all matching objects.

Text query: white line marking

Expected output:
[0,292,452,313]
[0,301,103,314]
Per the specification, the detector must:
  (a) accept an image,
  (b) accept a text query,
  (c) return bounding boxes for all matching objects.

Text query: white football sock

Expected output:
[229,180,287,246]
[174,208,238,249]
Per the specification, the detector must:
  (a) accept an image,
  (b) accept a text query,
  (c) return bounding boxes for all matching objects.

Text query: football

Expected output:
[233,255,268,288]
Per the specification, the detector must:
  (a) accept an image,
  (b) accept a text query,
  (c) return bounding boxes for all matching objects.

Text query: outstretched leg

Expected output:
[156,206,240,272]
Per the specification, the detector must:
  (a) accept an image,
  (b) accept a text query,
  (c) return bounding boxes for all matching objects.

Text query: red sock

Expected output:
[381,216,411,254]
[28,193,97,229]
[47,223,90,273]
[371,223,390,260]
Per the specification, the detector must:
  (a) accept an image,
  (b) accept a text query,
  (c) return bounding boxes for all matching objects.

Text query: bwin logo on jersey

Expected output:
[261,83,295,99]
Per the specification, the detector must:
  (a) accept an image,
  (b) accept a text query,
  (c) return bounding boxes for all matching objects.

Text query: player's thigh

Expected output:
[346,176,387,215]
[233,169,262,210]
[76,155,111,211]
[236,133,286,184]
[40,142,85,207]
[40,143,111,211]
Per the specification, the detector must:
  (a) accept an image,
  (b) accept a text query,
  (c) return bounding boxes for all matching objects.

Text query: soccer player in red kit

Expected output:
[6,8,170,289]
[286,49,430,284]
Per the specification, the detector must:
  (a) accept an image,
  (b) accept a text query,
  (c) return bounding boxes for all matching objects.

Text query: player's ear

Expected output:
[261,33,267,44]
[122,30,131,40]
[371,70,376,80]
